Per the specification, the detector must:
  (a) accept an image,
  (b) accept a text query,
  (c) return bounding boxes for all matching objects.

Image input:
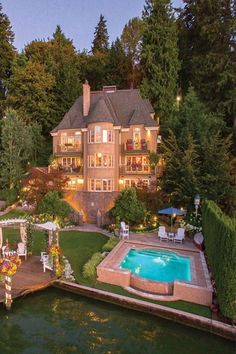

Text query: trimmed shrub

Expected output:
[82,252,103,280]
[202,200,236,320]
[102,237,119,252]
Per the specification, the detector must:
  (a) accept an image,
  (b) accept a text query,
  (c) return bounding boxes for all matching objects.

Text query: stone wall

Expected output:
[71,191,119,223]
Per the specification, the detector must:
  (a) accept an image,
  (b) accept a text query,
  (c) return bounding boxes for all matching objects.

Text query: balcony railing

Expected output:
[55,144,82,153]
[57,165,83,174]
[123,139,149,153]
[120,165,154,174]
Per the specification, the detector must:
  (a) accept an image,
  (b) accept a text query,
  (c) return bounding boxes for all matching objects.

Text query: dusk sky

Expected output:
[2,0,183,52]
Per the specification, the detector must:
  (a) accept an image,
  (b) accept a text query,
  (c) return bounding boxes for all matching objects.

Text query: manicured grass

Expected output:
[0,209,31,220]
[59,231,107,286]
[2,227,211,318]
[95,282,211,318]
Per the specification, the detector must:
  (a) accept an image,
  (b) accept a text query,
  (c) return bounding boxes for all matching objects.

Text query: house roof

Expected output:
[51,88,157,133]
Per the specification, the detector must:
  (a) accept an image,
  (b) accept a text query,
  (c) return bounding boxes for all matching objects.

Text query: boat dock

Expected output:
[0,256,56,302]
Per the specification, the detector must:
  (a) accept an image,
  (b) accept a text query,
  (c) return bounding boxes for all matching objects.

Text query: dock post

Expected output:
[5,275,12,310]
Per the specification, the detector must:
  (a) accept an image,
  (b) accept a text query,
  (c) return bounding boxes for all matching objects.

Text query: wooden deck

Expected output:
[0,256,57,302]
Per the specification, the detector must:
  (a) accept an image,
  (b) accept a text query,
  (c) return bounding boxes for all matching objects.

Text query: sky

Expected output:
[2,0,183,52]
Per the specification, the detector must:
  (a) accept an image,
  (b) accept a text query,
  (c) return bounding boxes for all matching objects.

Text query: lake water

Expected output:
[0,288,235,354]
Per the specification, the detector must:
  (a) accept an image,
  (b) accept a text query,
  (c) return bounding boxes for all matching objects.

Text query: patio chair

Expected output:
[17,242,27,260]
[120,222,129,239]
[174,228,185,243]
[158,226,168,242]
[42,254,53,272]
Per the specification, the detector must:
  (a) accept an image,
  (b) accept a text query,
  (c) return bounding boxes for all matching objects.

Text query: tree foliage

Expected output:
[0,109,32,189]
[141,0,180,134]
[91,14,109,54]
[37,190,71,224]
[178,0,236,126]
[121,17,144,87]
[110,188,146,225]
[22,167,69,204]
[0,3,15,113]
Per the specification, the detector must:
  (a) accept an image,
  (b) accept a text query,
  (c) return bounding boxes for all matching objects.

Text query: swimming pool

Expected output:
[120,249,192,282]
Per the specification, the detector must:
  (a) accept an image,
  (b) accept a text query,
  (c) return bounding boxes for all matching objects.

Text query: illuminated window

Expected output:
[89,179,113,191]
[95,126,102,143]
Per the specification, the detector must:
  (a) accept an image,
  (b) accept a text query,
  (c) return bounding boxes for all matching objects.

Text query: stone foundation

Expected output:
[70,191,119,223]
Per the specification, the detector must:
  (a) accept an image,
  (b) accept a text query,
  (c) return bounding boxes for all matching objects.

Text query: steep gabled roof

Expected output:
[51,88,157,133]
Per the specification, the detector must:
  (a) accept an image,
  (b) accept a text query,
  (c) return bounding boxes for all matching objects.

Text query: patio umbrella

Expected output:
[158,207,186,231]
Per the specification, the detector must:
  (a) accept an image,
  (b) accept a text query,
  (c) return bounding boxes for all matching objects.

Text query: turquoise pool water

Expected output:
[120,249,192,282]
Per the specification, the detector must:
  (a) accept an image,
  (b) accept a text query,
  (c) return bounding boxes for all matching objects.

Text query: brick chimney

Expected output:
[83,80,90,116]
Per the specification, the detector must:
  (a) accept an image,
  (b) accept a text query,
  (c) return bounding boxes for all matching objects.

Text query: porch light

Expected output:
[119,179,124,185]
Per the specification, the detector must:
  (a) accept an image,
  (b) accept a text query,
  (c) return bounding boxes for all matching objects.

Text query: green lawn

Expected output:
[2,227,211,318]
[0,209,31,220]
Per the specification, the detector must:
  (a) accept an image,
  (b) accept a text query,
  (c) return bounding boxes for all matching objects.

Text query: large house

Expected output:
[50,82,160,222]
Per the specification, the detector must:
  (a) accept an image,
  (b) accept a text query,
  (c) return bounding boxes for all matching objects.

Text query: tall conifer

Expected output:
[141,0,180,134]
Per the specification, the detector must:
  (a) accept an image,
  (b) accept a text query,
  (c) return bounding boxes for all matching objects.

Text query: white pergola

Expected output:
[0,219,59,248]
[0,219,28,248]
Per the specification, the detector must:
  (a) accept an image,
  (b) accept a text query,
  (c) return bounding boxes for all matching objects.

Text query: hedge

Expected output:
[102,237,119,252]
[202,200,236,320]
[82,252,103,280]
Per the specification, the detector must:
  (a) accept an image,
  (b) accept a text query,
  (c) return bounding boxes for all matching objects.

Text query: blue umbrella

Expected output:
[158,207,186,216]
[158,207,186,231]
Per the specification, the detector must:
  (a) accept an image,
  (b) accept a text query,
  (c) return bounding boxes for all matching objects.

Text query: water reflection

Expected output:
[0,288,234,354]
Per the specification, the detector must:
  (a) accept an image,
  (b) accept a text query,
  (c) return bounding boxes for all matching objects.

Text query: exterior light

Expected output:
[194,194,200,217]
[176,95,181,102]
[97,152,102,158]
[140,224,143,229]
[119,179,124,185]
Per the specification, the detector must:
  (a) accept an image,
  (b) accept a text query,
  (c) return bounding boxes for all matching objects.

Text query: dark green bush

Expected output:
[102,237,119,252]
[0,188,18,205]
[82,252,103,280]
[202,200,236,320]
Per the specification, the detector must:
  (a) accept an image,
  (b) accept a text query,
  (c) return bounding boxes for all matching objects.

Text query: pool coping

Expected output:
[97,240,213,305]
[54,280,236,342]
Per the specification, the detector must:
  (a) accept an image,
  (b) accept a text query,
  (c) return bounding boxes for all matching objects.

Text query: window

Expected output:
[88,155,95,167]
[103,129,113,143]
[95,153,102,167]
[89,179,113,191]
[88,154,113,168]
[125,156,149,172]
[88,127,113,143]
[95,126,102,143]
[124,179,149,188]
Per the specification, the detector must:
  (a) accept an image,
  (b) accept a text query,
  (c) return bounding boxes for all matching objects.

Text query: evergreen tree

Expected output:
[161,131,200,206]
[162,88,236,212]
[0,3,15,115]
[23,26,82,131]
[141,0,180,134]
[105,38,131,88]
[91,14,109,54]
[121,17,144,87]
[178,0,236,126]
[0,109,33,189]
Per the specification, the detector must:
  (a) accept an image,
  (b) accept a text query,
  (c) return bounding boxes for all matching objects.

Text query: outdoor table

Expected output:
[168,232,175,241]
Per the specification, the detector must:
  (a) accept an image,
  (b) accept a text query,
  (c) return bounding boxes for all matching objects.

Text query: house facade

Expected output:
[50,82,160,222]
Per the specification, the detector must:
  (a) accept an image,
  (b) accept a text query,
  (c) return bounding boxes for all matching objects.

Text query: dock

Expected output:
[0,256,57,302]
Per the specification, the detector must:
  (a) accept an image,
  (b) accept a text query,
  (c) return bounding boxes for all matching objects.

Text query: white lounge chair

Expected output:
[42,254,53,272]
[120,222,129,239]
[158,226,168,241]
[174,228,185,243]
[17,242,27,260]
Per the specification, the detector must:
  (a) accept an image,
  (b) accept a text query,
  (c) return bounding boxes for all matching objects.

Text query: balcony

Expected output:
[57,164,83,175]
[123,139,150,154]
[120,164,154,175]
[55,144,82,155]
